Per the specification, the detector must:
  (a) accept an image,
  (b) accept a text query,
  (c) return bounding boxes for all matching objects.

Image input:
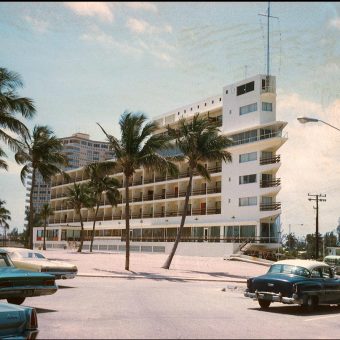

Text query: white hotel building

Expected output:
[33,74,287,257]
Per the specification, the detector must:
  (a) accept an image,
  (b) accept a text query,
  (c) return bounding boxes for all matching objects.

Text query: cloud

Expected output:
[126,18,172,35]
[329,17,340,29]
[277,93,340,235]
[125,2,158,12]
[64,2,114,22]
[80,25,143,56]
[24,15,49,33]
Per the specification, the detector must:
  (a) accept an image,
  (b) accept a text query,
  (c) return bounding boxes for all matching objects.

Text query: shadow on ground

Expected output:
[34,307,57,314]
[248,304,340,316]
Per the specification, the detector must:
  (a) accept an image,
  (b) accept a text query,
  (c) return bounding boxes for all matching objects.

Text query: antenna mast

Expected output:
[259,1,278,77]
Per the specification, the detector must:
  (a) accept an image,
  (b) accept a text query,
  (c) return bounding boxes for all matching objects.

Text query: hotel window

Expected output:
[239,174,257,185]
[239,152,257,163]
[237,81,255,96]
[239,102,257,115]
[262,102,273,111]
[239,196,257,206]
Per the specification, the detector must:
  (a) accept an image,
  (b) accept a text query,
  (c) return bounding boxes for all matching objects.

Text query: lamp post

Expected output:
[297,117,340,132]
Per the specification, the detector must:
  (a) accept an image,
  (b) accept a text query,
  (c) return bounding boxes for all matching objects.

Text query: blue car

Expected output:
[0,248,57,305]
[244,259,340,311]
[0,302,38,339]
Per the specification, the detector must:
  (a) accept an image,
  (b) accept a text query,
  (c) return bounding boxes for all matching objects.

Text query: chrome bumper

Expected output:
[244,289,302,304]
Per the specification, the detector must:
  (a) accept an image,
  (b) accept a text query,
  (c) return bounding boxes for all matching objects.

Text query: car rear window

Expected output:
[268,264,310,277]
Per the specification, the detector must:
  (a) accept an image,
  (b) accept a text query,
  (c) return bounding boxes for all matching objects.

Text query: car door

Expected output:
[308,267,325,303]
[321,266,340,304]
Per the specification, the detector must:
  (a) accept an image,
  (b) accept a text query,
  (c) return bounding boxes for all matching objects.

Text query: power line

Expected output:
[308,193,326,259]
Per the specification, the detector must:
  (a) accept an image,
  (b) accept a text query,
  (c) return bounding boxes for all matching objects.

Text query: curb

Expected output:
[76,273,247,283]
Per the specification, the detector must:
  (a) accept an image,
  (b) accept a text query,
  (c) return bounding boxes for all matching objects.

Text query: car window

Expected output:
[268,264,310,277]
[321,266,333,279]
[311,268,322,278]
[34,253,45,259]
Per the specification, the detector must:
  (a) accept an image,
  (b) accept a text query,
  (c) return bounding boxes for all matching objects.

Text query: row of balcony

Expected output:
[49,208,222,224]
[51,166,222,187]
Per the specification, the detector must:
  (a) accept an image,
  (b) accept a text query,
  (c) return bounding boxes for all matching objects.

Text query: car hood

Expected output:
[13,259,77,270]
[0,267,55,279]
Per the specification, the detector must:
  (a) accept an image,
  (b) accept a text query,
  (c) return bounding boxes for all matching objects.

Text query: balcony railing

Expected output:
[260,155,281,165]
[232,131,287,146]
[260,203,281,211]
[260,179,281,188]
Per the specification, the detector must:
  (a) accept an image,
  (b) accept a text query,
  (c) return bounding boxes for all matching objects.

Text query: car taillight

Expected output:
[28,308,38,330]
[293,283,298,293]
[44,280,55,286]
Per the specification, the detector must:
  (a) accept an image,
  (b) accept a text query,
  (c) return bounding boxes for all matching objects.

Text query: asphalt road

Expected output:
[21,276,340,339]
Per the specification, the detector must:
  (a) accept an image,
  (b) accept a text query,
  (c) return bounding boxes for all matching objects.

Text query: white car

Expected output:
[3,247,78,280]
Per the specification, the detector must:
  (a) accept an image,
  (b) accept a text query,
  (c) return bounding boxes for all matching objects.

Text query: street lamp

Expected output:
[297,117,340,132]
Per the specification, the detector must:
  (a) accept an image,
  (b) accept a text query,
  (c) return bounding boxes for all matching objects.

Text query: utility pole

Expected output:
[308,193,326,259]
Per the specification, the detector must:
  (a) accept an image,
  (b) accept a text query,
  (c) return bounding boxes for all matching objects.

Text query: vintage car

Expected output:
[0,248,57,305]
[0,302,38,339]
[244,259,340,311]
[4,248,78,280]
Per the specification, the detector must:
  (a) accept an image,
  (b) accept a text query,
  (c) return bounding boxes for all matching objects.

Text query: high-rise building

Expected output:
[33,74,288,256]
[24,133,113,216]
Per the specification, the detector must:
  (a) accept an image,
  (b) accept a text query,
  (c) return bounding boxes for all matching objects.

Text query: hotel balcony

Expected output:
[260,179,281,188]
[260,203,281,211]
[259,155,280,165]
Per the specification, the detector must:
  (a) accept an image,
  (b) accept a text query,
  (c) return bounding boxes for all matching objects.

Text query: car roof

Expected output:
[274,259,329,271]
[324,255,340,259]
[2,247,32,253]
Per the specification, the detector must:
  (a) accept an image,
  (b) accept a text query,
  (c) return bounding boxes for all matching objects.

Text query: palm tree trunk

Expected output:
[77,212,84,253]
[162,171,193,269]
[43,218,47,250]
[28,168,36,250]
[125,175,131,271]
[90,204,100,252]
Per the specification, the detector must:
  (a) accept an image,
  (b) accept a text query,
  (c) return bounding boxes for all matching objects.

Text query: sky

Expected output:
[0,2,340,238]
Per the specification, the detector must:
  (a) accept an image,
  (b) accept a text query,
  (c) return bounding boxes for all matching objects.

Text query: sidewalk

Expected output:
[42,249,269,284]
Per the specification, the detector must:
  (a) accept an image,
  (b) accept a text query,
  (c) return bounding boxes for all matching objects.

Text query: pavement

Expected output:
[40,249,269,284]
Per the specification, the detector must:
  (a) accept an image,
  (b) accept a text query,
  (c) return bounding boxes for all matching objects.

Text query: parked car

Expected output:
[0,302,38,339]
[0,248,57,305]
[323,255,340,275]
[244,259,340,311]
[4,248,78,280]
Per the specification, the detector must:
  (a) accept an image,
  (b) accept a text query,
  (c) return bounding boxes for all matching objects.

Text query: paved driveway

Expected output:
[22,276,340,339]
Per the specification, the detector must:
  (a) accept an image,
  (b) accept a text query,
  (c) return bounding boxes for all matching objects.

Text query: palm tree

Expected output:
[0,68,36,170]
[98,111,178,270]
[0,200,11,246]
[85,162,121,252]
[40,204,54,251]
[66,183,94,253]
[162,114,233,269]
[15,125,68,249]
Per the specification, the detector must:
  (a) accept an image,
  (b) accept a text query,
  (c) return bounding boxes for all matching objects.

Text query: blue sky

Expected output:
[1,2,340,237]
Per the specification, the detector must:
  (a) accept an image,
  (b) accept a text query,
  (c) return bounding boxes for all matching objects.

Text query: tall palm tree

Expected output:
[85,162,121,252]
[0,68,36,170]
[40,203,54,251]
[162,114,233,269]
[0,200,11,246]
[66,183,94,253]
[98,111,178,270]
[15,125,68,249]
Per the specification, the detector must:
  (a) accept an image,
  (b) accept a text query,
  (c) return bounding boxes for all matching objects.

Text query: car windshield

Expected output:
[268,264,310,277]
[0,253,14,267]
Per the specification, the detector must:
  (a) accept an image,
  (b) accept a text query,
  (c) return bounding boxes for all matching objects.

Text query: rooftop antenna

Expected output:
[258,1,279,77]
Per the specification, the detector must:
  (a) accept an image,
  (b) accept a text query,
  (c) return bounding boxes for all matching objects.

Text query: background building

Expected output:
[24,132,114,216]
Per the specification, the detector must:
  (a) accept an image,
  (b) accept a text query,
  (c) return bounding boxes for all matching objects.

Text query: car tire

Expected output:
[302,295,317,312]
[258,299,271,309]
[7,297,26,305]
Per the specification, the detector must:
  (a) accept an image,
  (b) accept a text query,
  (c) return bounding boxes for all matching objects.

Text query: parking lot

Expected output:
[6,250,339,339]
[24,276,340,339]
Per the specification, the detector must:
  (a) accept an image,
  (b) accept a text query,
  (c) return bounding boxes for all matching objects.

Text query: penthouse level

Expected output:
[33,74,287,257]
